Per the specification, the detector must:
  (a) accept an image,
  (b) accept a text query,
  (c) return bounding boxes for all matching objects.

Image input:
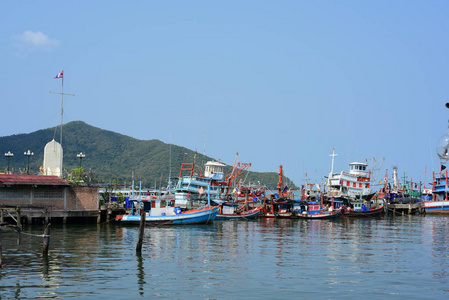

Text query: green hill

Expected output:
[0,121,297,189]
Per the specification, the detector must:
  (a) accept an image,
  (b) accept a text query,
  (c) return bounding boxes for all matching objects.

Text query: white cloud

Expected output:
[12,30,60,57]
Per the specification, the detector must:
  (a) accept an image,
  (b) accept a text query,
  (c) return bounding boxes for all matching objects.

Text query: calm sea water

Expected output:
[1,215,448,299]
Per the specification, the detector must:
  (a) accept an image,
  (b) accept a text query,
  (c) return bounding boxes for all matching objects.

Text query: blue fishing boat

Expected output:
[424,170,449,213]
[216,204,263,220]
[293,201,342,219]
[174,160,228,207]
[116,197,219,225]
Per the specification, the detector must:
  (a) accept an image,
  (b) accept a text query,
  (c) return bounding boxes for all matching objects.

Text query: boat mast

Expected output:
[328,148,338,189]
[392,166,399,192]
[277,165,284,196]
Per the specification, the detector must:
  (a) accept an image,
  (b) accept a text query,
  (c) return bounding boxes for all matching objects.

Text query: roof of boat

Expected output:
[349,162,368,166]
[205,161,226,167]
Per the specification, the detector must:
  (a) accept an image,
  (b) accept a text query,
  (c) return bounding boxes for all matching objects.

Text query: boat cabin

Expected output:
[328,162,371,198]
[432,170,449,201]
[295,201,323,215]
[263,198,294,216]
[204,161,225,181]
[348,162,368,176]
[129,199,182,217]
[350,200,370,211]
[307,202,321,214]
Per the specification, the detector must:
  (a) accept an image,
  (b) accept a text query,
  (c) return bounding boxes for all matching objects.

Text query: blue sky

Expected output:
[1,0,448,187]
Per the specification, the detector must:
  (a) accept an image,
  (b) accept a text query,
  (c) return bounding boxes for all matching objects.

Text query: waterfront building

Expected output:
[0,174,99,224]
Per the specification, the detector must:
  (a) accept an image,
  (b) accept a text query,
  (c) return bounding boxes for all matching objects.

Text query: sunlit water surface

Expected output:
[1,215,448,299]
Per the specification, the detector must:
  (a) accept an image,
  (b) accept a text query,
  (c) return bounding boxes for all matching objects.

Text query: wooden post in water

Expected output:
[136,209,145,253]
[16,207,21,229]
[0,229,3,268]
[17,226,21,246]
[42,223,51,255]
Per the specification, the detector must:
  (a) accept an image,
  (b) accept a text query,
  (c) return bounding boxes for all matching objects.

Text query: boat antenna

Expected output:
[423,166,427,189]
[168,142,172,192]
[182,150,187,164]
[203,131,207,161]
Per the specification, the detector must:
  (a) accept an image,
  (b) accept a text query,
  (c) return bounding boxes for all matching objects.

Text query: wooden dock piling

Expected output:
[136,209,145,253]
[16,207,21,229]
[42,223,51,255]
[17,226,21,245]
[0,229,3,268]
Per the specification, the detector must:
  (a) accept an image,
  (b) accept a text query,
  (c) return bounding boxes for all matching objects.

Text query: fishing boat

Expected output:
[423,170,449,213]
[116,197,219,225]
[293,201,342,219]
[380,166,424,214]
[260,165,296,218]
[117,152,255,224]
[173,160,228,208]
[425,103,449,213]
[216,203,263,220]
[260,196,295,218]
[341,199,385,217]
[174,152,253,208]
[326,150,372,199]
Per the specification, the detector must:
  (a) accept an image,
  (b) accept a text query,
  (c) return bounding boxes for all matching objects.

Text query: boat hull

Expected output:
[118,206,219,225]
[216,207,262,220]
[262,212,294,218]
[424,201,449,214]
[342,206,385,217]
[292,209,341,219]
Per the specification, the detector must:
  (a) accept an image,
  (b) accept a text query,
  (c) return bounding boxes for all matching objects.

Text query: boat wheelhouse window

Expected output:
[161,200,166,208]
[143,202,151,211]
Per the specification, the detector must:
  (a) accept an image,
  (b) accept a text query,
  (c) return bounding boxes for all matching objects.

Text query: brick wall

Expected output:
[67,186,99,211]
[0,185,99,211]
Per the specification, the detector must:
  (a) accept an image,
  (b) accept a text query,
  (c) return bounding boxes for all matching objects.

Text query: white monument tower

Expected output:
[43,139,63,177]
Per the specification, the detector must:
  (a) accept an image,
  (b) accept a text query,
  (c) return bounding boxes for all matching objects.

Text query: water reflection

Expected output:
[0,218,448,298]
[136,254,145,296]
[41,254,49,280]
[425,216,449,280]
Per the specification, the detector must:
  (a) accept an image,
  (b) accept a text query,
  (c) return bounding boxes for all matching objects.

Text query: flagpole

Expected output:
[60,74,64,147]
[50,70,75,179]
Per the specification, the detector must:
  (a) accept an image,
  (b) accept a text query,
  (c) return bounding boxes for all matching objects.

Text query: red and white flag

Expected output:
[54,70,63,79]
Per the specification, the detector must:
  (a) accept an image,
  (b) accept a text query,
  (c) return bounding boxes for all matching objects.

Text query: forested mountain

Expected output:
[0,121,297,189]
